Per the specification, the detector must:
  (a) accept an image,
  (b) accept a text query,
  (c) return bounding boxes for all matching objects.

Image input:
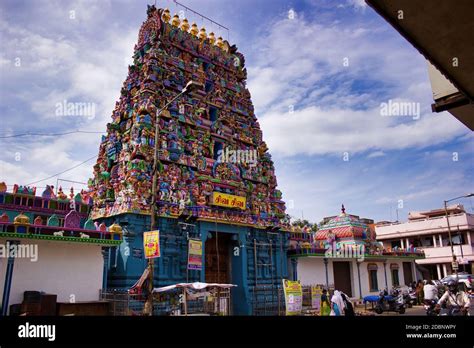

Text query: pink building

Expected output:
[375,204,474,280]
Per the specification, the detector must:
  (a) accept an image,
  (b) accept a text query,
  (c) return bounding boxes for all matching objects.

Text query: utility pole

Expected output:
[443,193,474,281]
[143,80,202,316]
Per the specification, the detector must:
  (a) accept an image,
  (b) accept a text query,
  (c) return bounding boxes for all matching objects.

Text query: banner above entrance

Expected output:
[210,192,246,210]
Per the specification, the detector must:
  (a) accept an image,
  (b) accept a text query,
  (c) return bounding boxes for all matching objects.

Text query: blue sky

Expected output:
[0,0,473,223]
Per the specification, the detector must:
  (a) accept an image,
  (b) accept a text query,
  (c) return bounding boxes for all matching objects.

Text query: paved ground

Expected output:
[356,301,474,316]
[368,305,428,316]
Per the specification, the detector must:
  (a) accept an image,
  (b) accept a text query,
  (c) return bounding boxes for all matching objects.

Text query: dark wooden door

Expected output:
[403,262,414,285]
[333,261,352,297]
[205,232,231,284]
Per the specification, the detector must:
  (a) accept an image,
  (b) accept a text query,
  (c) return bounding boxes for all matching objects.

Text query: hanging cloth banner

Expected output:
[187,238,203,270]
[144,230,161,259]
[282,279,303,316]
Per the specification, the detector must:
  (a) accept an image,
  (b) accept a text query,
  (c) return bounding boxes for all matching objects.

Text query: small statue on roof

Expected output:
[57,186,67,200]
[147,4,157,17]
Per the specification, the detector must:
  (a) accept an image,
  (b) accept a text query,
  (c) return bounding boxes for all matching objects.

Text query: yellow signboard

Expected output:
[311,285,323,313]
[282,279,303,316]
[211,192,246,210]
[143,230,160,259]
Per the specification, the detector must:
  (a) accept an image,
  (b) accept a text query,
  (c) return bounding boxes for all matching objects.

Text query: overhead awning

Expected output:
[366,0,474,130]
[153,282,237,293]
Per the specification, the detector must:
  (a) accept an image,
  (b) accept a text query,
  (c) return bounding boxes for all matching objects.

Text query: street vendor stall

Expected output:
[153,282,236,316]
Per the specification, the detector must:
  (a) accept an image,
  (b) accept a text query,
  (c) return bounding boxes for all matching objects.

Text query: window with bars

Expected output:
[368,263,379,292]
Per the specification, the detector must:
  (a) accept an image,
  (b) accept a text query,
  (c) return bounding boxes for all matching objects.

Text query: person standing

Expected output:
[415,280,424,305]
[321,289,331,316]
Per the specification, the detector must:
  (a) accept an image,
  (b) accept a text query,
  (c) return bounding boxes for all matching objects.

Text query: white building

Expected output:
[0,185,123,315]
[375,204,474,280]
[288,206,423,299]
[291,256,418,299]
[0,239,105,306]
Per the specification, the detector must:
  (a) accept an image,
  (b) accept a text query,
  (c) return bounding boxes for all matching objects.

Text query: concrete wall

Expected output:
[376,213,473,239]
[295,257,408,298]
[297,257,334,286]
[353,259,406,297]
[0,238,104,311]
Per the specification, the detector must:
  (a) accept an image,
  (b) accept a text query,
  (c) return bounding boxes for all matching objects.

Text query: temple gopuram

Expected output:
[88,5,290,314]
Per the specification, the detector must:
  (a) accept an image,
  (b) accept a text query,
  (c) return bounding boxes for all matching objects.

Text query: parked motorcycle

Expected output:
[399,286,417,308]
[424,299,437,316]
[392,286,416,308]
[375,288,406,314]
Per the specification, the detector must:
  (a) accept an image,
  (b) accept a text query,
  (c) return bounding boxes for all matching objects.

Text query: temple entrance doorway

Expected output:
[205,232,232,284]
[333,261,352,297]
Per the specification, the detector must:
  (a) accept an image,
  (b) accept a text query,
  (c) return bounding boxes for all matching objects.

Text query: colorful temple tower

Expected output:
[88,6,290,314]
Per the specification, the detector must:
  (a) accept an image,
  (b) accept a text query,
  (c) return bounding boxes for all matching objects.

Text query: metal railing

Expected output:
[251,285,284,316]
[100,287,232,316]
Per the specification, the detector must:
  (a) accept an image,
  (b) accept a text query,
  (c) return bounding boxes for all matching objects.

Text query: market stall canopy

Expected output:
[153,282,237,293]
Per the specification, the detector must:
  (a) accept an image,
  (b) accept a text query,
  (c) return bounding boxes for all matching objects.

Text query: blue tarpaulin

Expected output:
[363,295,394,303]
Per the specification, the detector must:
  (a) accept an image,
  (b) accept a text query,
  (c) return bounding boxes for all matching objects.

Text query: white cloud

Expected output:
[347,0,368,11]
[367,151,386,158]
[245,13,469,157]
[260,105,465,157]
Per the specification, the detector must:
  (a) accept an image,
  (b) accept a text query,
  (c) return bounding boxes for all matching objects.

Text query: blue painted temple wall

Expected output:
[99,213,289,315]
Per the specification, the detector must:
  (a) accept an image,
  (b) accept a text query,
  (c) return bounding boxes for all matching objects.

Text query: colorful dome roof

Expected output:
[13,213,30,225]
[315,205,367,240]
[109,223,123,234]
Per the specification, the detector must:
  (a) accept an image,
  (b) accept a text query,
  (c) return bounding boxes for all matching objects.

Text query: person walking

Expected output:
[330,290,345,316]
[340,292,355,316]
[321,289,331,316]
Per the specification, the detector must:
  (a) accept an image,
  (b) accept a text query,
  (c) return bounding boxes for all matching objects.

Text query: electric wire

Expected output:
[0,130,104,139]
[24,155,98,186]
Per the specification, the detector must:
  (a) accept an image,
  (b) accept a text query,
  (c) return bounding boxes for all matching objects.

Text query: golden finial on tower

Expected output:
[208,32,216,45]
[180,18,190,32]
[162,8,171,23]
[216,36,224,49]
[198,27,207,41]
[171,14,180,27]
[190,22,199,36]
